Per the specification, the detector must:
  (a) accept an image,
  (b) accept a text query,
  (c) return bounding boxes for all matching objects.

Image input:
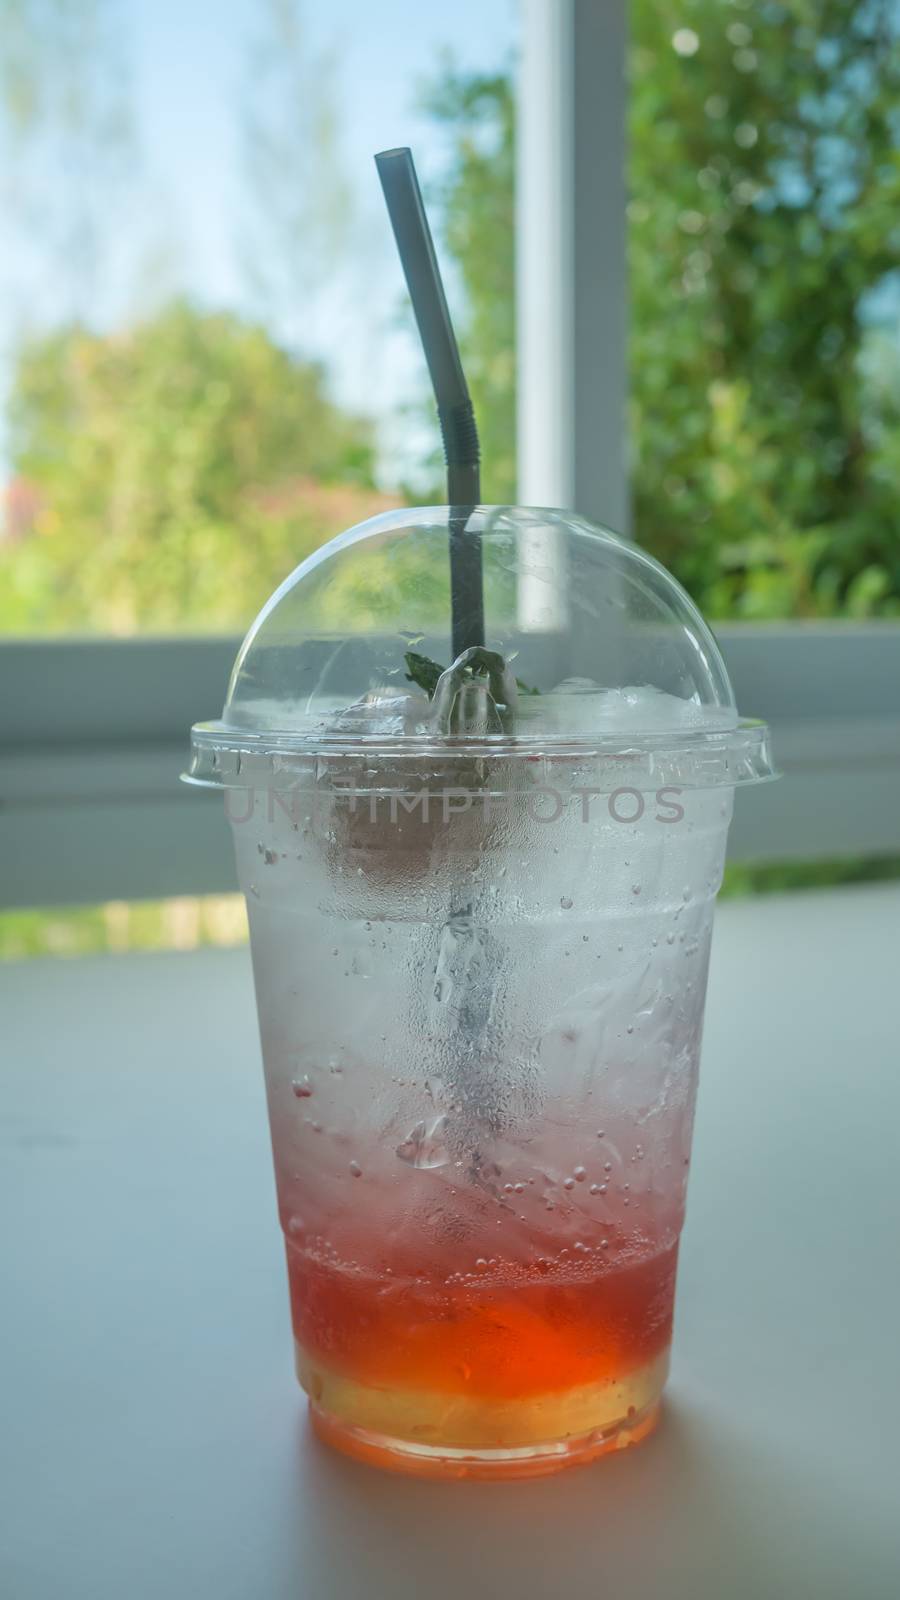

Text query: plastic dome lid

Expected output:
[186,505,775,789]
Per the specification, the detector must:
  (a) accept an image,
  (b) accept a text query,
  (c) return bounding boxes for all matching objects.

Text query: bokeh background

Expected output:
[2,0,899,952]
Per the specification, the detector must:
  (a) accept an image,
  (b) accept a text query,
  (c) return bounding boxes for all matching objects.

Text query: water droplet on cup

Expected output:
[560,897,573,910]
[292,1076,313,1098]
[349,1160,362,1178]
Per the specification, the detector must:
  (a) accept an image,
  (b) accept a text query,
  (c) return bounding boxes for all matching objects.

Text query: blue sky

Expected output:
[0,0,515,482]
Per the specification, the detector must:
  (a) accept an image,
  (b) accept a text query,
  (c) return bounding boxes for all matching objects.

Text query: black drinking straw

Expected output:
[375,146,484,657]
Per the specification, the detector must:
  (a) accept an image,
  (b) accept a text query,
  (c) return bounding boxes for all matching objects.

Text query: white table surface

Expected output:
[2,884,899,1599]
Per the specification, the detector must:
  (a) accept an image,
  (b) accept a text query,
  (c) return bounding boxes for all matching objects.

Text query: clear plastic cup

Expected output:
[186,507,775,1479]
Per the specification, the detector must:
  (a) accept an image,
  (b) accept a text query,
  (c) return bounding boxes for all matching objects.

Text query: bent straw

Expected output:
[375,146,484,656]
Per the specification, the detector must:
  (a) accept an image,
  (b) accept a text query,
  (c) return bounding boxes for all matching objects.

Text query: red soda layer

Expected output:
[287,1238,678,1402]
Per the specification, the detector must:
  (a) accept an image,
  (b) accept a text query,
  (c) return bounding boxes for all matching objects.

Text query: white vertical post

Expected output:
[516,0,629,533]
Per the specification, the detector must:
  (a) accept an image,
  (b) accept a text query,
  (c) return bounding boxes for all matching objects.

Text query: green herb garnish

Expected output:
[405,649,539,702]
[404,651,445,697]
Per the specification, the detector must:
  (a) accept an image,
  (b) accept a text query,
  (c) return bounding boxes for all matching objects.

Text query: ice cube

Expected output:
[396,1114,451,1169]
[325,690,432,737]
[515,682,737,737]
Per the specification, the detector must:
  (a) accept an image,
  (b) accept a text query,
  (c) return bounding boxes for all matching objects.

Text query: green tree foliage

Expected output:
[4,3,900,637]
[0,303,381,632]
[631,0,900,618]
[425,1,900,618]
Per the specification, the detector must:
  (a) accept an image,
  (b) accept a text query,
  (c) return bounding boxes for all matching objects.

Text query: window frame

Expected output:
[2,1,899,909]
[3,624,899,908]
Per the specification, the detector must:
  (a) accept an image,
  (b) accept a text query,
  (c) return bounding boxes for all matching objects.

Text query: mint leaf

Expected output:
[404,650,446,698]
[404,647,540,709]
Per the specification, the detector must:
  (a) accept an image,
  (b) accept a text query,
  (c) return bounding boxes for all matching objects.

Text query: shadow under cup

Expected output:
[232,755,732,1479]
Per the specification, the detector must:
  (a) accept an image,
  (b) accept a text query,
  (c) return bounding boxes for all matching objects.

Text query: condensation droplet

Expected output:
[560,896,574,910]
[349,1160,362,1178]
[573,1165,586,1182]
[292,1076,313,1098]
[563,1177,575,1191]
